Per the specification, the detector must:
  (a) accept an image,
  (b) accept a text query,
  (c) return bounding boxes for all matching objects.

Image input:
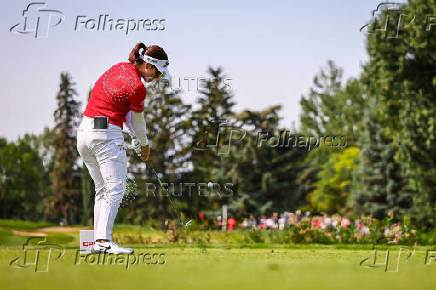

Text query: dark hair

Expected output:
[128,42,168,65]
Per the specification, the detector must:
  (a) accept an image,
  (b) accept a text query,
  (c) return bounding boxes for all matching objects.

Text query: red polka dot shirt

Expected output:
[83,62,146,128]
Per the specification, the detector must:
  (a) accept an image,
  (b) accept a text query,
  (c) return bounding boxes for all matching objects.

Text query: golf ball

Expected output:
[207,182,213,188]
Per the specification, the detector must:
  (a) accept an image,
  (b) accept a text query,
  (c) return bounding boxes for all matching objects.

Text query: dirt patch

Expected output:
[37,226,92,232]
[12,230,47,237]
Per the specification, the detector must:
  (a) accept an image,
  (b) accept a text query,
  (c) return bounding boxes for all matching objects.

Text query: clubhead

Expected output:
[185,219,192,227]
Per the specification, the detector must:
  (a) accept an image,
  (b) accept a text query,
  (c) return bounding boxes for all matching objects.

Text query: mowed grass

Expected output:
[1,246,436,290]
[0,219,55,230]
[0,219,435,289]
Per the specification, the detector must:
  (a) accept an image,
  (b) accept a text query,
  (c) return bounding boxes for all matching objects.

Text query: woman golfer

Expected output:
[77,43,170,254]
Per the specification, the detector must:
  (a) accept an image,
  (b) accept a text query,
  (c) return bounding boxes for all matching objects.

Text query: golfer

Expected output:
[76,42,170,254]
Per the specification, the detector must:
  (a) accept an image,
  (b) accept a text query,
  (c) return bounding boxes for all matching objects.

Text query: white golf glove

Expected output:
[132,138,142,155]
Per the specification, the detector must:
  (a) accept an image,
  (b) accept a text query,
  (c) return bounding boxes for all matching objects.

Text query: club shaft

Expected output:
[146,161,183,225]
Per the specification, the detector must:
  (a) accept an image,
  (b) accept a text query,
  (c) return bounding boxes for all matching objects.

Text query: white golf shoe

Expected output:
[93,240,134,254]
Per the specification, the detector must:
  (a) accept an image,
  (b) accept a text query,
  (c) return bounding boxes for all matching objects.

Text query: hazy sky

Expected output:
[0,0,399,141]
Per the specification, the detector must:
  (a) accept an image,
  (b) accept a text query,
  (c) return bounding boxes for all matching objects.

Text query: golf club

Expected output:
[145,160,191,229]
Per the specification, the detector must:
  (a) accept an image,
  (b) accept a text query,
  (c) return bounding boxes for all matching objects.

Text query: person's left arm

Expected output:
[124,111,136,138]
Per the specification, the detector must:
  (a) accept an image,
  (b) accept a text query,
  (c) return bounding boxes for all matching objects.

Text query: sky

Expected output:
[0,0,404,141]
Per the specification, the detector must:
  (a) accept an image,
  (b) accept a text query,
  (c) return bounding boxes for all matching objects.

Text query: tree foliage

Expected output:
[50,72,82,224]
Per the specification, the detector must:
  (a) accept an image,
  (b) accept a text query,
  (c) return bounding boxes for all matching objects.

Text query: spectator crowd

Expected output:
[205,210,409,244]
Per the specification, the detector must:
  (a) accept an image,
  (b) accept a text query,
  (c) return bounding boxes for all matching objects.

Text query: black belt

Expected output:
[93,116,109,129]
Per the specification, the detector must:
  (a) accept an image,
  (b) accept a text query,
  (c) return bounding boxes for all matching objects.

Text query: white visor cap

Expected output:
[141,54,171,80]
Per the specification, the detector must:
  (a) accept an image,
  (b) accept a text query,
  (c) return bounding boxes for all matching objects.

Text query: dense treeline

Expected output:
[0,0,434,228]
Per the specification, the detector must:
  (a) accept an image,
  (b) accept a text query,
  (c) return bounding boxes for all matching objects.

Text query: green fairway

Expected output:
[0,220,435,289]
[1,245,436,290]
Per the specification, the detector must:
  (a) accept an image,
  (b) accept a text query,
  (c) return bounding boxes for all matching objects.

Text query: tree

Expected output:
[0,137,45,219]
[186,67,236,216]
[18,129,57,220]
[119,79,191,227]
[308,147,359,214]
[49,72,82,224]
[300,60,366,145]
[189,67,236,179]
[360,0,436,226]
[211,106,309,218]
[299,61,366,215]
[353,98,412,221]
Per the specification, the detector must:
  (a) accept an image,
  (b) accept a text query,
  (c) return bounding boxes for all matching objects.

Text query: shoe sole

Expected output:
[91,249,107,254]
[91,249,134,254]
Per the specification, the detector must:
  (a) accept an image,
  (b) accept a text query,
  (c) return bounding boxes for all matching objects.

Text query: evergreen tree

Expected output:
[353,98,412,220]
[119,80,190,227]
[360,0,436,225]
[211,106,308,218]
[50,72,81,224]
[186,67,236,216]
[189,67,235,178]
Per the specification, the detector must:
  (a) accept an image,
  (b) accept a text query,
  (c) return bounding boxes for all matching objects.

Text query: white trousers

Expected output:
[76,116,127,240]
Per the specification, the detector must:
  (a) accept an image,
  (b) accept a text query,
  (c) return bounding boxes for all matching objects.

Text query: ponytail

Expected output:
[128,42,147,64]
